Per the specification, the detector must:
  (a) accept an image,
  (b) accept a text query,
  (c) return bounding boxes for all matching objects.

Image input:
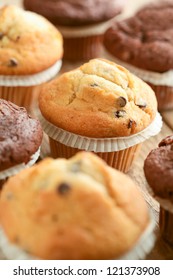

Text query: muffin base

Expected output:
[0,85,43,111]
[147,83,173,111]
[49,137,141,172]
[159,206,173,246]
[63,35,103,61]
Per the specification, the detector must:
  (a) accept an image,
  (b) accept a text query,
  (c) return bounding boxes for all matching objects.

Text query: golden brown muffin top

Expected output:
[0,152,149,259]
[39,58,157,138]
[0,5,63,75]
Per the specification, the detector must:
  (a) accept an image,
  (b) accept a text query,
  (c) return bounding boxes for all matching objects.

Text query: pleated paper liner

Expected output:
[0,60,62,111]
[0,147,40,190]
[37,111,162,172]
[146,183,173,246]
[147,83,173,111]
[63,35,103,61]
[49,138,141,173]
[0,213,155,260]
[57,16,118,61]
[104,52,173,110]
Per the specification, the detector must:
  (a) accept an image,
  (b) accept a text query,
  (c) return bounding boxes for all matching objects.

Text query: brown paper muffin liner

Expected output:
[63,35,103,61]
[147,83,173,111]
[0,60,62,111]
[146,183,173,246]
[37,111,162,172]
[0,213,155,260]
[0,84,43,111]
[49,137,141,173]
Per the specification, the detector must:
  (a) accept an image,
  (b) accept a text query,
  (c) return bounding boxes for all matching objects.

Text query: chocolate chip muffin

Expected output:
[0,99,42,173]
[0,152,150,260]
[24,0,126,61]
[104,0,173,110]
[38,58,161,172]
[0,5,63,109]
[144,135,173,246]
[144,135,173,201]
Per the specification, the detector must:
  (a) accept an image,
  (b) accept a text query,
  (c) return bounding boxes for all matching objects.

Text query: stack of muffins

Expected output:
[1,0,173,260]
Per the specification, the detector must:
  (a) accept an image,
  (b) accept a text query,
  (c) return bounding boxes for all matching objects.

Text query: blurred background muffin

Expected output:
[144,135,173,246]
[0,99,42,189]
[104,0,173,110]
[0,5,63,111]
[0,152,154,260]
[38,58,162,172]
[23,0,126,61]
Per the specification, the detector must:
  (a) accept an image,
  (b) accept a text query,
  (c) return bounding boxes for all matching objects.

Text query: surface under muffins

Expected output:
[0,152,150,260]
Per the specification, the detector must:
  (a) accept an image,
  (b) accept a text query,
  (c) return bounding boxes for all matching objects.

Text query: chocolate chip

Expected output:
[8,58,18,67]
[114,110,126,118]
[57,183,71,195]
[136,98,147,108]
[0,32,4,40]
[118,96,127,107]
[128,119,136,129]
[90,83,98,87]
[16,36,20,41]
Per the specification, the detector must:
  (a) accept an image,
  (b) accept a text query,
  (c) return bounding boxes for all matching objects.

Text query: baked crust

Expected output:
[144,135,173,201]
[0,5,63,75]
[0,152,149,259]
[23,0,125,26]
[104,0,173,72]
[39,58,157,137]
[0,99,43,171]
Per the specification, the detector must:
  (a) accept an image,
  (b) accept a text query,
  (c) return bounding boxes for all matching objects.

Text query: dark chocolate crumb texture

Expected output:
[104,0,173,72]
[0,99,43,171]
[24,0,125,26]
[144,135,173,201]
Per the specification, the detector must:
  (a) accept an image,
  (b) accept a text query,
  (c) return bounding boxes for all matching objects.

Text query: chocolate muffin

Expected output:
[23,0,124,26]
[144,135,173,201]
[104,0,173,110]
[144,135,173,246]
[24,0,126,61]
[0,99,43,172]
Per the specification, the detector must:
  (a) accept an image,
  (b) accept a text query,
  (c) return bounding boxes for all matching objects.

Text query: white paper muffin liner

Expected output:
[0,147,40,180]
[105,52,173,87]
[57,16,120,38]
[0,60,62,87]
[146,183,173,214]
[37,111,162,153]
[0,213,155,260]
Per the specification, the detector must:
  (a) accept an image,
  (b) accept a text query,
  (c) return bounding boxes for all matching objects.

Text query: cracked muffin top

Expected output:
[144,135,173,201]
[0,99,43,171]
[104,0,173,72]
[0,5,63,75]
[0,151,149,259]
[23,0,126,26]
[39,58,157,138]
